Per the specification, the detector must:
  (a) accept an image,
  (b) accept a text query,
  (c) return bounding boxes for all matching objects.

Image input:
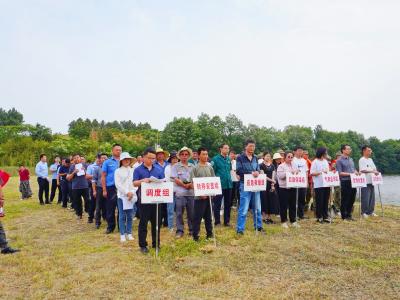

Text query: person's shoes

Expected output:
[214,223,221,227]
[76,215,82,220]
[316,219,324,224]
[175,232,183,239]
[337,211,342,217]
[105,228,114,234]
[40,202,44,205]
[88,219,94,224]
[281,222,289,229]
[362,213,369,219]
[266,219,274,224]
[127,234,134,241]
[223,223,231,227]
[188,231,193,236]
[257,228,266,235]
[45,201,50,204]
[95,224,100,229]
[346,217,356,222]
[206,235,213,240]
[323,218,332,223]
[140,247,149,254]
[120,235,126,242]
[236,231,244,235]
[371,213,378,217]
[1,247,20,254]
[193,236,200,242]
[291,222,301,228]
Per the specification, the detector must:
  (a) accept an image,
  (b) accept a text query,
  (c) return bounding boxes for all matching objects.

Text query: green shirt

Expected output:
[190,163,215,180]
[211,154,233,189]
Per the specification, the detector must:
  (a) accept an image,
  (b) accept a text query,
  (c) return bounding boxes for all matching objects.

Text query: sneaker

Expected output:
[337,211,342,217]
[127,234,134,241]
[316,219,324,224]
[371,213,378,217]
[175,232,183,239]
[362,213,369,219]
[281,222,289,229]
[120,235,126,242]
[323,219,332,223]
[291,222,301,228]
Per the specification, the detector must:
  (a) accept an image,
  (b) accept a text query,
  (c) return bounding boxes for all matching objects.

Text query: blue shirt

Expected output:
[49,163,60,180]
[58,165,70,181]
[35,161,48,178]
[236,153,260,182]
[133,164,165,181]
[68,164,88,190]
[87,163,98,176]
[102,157,120,187]
[154,160,169,171]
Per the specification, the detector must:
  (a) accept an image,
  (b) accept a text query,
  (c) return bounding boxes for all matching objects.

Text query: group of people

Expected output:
[2,139,381,255]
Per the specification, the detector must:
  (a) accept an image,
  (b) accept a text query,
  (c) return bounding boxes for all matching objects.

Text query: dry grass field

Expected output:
[0,176,399,299]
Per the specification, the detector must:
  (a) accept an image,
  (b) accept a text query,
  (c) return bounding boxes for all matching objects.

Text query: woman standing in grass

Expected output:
[18,164,33,200]
[115,152,137,242]
[310,147,331,223]
[259,152,279,224]
[277,151,300,228]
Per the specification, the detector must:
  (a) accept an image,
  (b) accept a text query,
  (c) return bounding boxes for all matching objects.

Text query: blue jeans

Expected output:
[167,198,175,230]
[236,182,263,233]
[117,198,133,235]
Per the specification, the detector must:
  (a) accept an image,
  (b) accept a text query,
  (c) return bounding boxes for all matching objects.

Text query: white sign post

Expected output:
[141,182,173,257]
[244,174,267,192]
[350,174,367,219]
[371,173,384,217]
[322,172,341,187]
[193,177,222,247]
[286,172,308,223]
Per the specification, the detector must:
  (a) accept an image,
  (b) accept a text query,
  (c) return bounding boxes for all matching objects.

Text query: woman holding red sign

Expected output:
[310,147,331,223]
[277,151,300,228]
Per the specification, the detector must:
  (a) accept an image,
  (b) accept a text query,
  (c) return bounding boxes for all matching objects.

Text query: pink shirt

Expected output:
[277,162,297,189]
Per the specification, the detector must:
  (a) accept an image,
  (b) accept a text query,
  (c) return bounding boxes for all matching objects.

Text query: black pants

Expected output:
[161,203,168,227]
[193,199,213,240]
[72,188,91,218]
[138,203,162,248]
[95,187,107,226]
[231,182,240,207]
[340,180,357,219]
[0,221,8,250]
[50,179,62,203]
[37,177,49,204]
[60,180,70,207]
[296,188,306,218]
[315,187,330,219]
[106,186,118,231]
[213,188,232,225]
[279,188,297,223]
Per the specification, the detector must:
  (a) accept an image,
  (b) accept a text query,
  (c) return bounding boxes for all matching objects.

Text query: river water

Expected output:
[379,176,400,205]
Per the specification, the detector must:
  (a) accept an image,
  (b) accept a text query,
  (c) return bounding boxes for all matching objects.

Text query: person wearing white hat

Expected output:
[114,152,137,242]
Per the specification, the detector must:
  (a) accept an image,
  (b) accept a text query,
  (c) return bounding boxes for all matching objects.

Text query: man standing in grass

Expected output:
[359,145,380,218]
[101,144,122,234]
[211,143,233,227]
[0,176,20,254]
[236,139,264,235]
[35,154,49,205]
[49,156,61,203]
[191,147,215,242]
[133,147,165,254]
[292,146,308,219]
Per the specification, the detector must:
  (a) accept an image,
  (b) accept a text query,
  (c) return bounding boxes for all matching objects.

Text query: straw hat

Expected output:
[178,146,193,158]
[273,153,282,160]
[156,148,170,158]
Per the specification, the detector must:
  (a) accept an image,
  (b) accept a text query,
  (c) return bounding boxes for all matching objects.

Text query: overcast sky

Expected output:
[1,0,399,140]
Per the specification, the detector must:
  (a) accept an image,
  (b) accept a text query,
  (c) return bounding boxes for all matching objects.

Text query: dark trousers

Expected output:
[193,199,213,240]
[296,188,306,218]
[37,177,49,204]
[72,188,91,218]
[161,203,168,227]
[50,179,61,203]
[0,221,8,250]
[279,188,297,223]
[315,187,330,219]
[95,187,107,225]
[138,203,162,248]
[60,180,70,207]
[213,188,232,225]
[106,186,118,231]
[231,182,240,207]
[340,180,357,219]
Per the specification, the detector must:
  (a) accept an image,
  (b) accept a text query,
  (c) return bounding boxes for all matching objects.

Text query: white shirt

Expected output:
[230,159,239,182]
[292,157,309,173]
[310,159,330,188]
[164,164,173,182]
[359,157,377,184]
[114,166,137,210]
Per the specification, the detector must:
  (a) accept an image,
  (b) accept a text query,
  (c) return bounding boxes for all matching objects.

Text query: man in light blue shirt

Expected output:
[35,154,49,205]
[49,156,61,203]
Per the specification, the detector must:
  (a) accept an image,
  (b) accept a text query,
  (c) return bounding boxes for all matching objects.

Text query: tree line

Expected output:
[0,108,399,174]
